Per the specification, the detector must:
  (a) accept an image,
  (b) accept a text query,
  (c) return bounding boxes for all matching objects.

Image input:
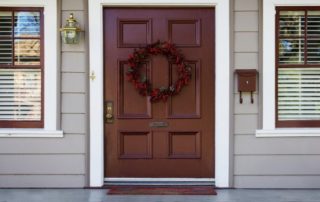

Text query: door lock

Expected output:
[105,101,114,123]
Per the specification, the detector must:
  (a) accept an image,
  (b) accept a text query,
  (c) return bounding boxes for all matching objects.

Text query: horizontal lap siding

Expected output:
[233,0,260,188]
[59,0,88,187]
[0,0,88,188]
[235,155,320,175]
[234,176,320,188]
[0,135,85,154]
[233,0,320,188]
[0,155,85,174]
[0,175,85,188]
[235,135,320,155]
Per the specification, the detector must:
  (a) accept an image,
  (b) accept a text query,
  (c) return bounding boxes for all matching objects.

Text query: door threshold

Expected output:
[104,178,215,186]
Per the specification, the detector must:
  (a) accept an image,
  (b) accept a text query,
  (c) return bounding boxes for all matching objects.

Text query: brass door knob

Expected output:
[106,113,113,119]
[105,101,114,123]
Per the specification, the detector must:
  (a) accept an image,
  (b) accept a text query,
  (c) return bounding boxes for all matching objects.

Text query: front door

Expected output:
[104,8,215,178]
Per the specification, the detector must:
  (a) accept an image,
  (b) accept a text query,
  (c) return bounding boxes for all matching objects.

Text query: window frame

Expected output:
[258,0,320,137]
[0,7,44,128]
[275,6,320,128]
[0,0,61,135]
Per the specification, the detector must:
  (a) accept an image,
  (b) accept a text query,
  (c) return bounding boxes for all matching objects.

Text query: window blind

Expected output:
[278,68,320,120]
[0,9,43,127]
[278,11,305,65]
[277,9,320,125]
[307,11,320,64]
[0,69,41,121]
[0,12,12,65]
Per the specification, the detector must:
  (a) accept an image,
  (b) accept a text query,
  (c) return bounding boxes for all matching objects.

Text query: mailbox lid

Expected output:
[235,69,258,92]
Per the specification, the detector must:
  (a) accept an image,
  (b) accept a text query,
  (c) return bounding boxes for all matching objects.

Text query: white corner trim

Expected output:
[0,0,59,131]
[256,129,320,137]
[89,0,230,188]
[0,129,63,138]
[262,0,320,131]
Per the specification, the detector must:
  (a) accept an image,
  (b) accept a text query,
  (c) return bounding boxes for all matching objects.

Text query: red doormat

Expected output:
[107,186,217,195]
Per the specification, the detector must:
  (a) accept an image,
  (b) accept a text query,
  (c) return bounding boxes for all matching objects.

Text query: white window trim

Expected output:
[0,0,62,137]
[0,129,63,138]
[257,0,320,137]
[89,0,230,188]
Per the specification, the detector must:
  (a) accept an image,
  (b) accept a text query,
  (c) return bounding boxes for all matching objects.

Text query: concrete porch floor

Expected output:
[1,189,320,202]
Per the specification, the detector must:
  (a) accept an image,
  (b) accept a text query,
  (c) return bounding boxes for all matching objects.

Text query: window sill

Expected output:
[256,129,320,137]
[0,129,63,138]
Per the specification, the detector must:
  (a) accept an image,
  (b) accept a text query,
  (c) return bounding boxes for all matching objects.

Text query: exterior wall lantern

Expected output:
[60,13,82,44]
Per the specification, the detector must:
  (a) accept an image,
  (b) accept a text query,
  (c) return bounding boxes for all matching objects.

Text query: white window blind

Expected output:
[0,69,41,120]
[278,68,320,120]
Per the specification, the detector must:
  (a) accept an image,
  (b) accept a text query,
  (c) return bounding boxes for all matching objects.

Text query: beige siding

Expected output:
[234,0,259,11]
[0,175,85,188]
[59,0,88,187]
[234,53,259,69]
[62,0,85,10]
[0,0,88,188]
[0,155,85,174]
[62,114,87,134]
[0,135,85,154]
[235,135,320,155]
[234,93,259,114]
[234,12,259,31]
[62,73,86,93]
[234,176,320,188]
[234,114,258,135]
[235,155,320,175]
[62,94,86,113]
[233,0,260,188]
[233,0,320,188]
[234,32,259,52]
[61,52,87,72]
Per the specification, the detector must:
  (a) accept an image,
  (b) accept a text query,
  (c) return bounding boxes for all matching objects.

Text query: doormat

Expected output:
[107,186,217,195]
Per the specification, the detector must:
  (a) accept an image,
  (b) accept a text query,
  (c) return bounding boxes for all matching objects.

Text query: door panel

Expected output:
[104,8,215,178]
[168,60,201,118]
[118,61,152,118]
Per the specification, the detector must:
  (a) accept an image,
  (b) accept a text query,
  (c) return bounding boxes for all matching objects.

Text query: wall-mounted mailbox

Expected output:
[235,69,258,104]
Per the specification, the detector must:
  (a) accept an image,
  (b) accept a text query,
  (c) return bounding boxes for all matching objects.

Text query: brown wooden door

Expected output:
[104,8,215,178]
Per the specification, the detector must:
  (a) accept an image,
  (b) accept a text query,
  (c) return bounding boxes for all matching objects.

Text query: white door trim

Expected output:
[88,0,231,188]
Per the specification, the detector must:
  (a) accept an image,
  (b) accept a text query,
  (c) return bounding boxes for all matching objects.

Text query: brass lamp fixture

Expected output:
[60,13,82,44]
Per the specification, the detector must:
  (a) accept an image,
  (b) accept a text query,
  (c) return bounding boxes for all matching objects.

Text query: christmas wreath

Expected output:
[126,41,192,102]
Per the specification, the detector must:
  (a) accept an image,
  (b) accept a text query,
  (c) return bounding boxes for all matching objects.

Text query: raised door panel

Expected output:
[117,60,152,118]
[168,60,201,118]
[168,19,201,47]
[168,131,201,159]
[118,131,152,159]
[118,19,152,48]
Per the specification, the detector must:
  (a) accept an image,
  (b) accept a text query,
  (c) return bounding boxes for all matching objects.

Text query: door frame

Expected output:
[88,0,231,188]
